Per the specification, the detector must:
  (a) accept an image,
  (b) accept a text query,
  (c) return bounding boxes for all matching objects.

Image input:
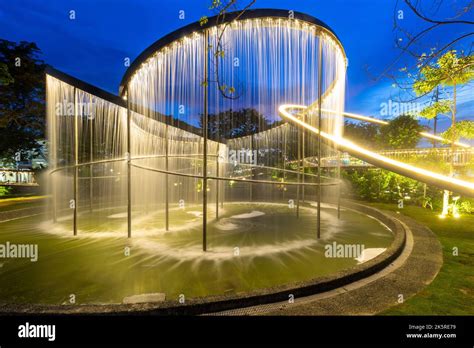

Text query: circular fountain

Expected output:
[0,9,404,310]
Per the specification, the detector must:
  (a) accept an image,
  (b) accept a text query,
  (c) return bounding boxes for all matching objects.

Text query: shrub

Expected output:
[342,168,444,209]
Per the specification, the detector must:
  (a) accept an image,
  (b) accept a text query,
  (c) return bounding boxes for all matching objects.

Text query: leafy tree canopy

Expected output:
[0,39,45,161]
[441,120,474,143]
[0,62,13,86]
[414,50,474,95]
[414,51,474,144]
[344,116,423,150]
[201,108,271,140]
[379,114,424,149]
[419,100,452,120]
[344,121,380,149]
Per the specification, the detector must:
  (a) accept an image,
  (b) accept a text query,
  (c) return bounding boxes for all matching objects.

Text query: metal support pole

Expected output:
[202,30,209,252]
[73,87,78,236]
[337,150,341,219]
[220,146,224,209]
[215,144,219,219]
[52,173,57,222]
[296,124,301,218]
[51,83,58,223]
[127,86,132,238]
[433,87,439,148]
[317,39,323,239]
[89,96,93,213]
[249,135,254,202]
[283,125,287,201]
[165,124,169,231]
[302,114,306,202]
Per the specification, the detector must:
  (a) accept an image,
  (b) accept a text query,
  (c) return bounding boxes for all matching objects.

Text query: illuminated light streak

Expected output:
[319,108,471,148]
[279,104,474,197]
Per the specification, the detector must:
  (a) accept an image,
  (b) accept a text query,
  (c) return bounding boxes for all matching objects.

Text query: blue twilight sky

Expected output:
[1,0,473,133]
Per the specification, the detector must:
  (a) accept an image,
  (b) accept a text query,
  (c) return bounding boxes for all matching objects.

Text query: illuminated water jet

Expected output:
[46,9,347,245]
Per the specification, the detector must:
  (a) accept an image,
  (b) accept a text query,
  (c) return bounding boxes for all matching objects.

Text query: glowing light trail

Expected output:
[279,104,474,197]
[319,108,471,148]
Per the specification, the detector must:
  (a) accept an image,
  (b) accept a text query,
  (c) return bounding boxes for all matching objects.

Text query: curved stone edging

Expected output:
[0,202,406,315]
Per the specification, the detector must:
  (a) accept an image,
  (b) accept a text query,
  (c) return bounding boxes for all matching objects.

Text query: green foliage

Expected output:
[0,186,12,197]
[419,100,452,120]
[217,83,235,95]
[215,50,225,58]
[209,0,223,10]
[405,153,451,175]
[415,51,474,148]
[202,0,252,100]
[0,39,46,160]
[199,16,209,26]
[344,121,380,149]
[441,120,474,143]
[343,166,474,214]
[201,108,271,140]
[343,168,443,208]
[413,65,440,95]
[0,62,13,86]
[345,115,423,150]
[459,200,474,214]
[414,51,474,95]
[379,115,423,149]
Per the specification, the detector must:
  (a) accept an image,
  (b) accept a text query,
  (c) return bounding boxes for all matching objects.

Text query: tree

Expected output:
[393,1,473,66]
[344,121,381,149]
[415,50,474,146]
[344,116,422,150]
[200,108,271,140]
[414,50,474,216]
[368,1,473,111]
[0,62,13,86]
[373,0,473,83]
[379,114,423,149]
[200,0,256,99]
[442,120,474,142]
[0,40,45,163]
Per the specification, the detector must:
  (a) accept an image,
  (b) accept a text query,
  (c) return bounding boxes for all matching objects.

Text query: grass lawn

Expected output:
[368,202,474,315]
